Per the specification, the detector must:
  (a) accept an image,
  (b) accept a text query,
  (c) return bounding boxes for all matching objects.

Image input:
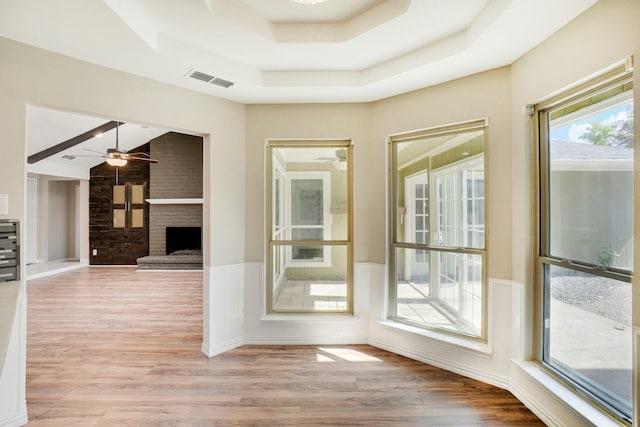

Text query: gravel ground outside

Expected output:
[551,274,631,326]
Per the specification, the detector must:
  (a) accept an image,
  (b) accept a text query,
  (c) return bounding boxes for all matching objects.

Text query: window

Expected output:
[388,119,488,339]
[266,141,353,314]
[536,68,633,422]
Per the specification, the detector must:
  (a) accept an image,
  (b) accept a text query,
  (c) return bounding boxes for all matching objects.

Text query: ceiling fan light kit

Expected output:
[78,121,159,167]
[105,156,127,167]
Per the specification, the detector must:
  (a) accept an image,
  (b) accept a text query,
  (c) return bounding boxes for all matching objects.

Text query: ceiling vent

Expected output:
[187,69,234,88]
[62,154,76,160]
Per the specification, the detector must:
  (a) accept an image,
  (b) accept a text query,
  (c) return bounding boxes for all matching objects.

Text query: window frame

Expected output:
[387,119,489,341]
[265,139,354,315]
[533,65,634,423]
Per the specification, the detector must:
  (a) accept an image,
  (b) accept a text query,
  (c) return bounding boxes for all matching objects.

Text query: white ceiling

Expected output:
[0,0,597,104]
[2,0,598,173]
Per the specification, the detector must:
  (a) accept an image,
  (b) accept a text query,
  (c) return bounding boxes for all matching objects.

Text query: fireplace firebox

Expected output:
[165,226,201,255]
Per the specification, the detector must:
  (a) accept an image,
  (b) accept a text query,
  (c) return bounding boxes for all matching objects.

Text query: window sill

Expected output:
[378,319,491,355]
[512,359,627,427]
[261,313,357,322]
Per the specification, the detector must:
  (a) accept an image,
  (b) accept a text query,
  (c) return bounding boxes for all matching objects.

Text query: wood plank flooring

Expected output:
[26,267,544,426]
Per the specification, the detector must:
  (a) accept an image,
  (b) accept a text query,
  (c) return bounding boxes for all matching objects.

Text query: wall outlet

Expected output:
[92,249,98,256]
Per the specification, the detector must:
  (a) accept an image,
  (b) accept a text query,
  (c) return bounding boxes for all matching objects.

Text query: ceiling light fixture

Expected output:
[106,156,127,167]
[289,0,329,5]
[105,122,127,167]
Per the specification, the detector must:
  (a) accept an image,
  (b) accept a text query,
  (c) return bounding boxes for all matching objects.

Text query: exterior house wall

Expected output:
[551,170,633,269]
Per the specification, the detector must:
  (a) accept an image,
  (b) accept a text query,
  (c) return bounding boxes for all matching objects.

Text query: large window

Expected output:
[266,140,353,314]
[536,69,633,422]
[388,119,488,339]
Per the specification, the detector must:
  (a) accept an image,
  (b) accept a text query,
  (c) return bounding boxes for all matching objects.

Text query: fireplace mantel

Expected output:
[145,198,203,205]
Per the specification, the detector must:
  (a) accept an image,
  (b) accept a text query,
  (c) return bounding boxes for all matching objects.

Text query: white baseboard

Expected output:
[244,336,368,346]
[201,337,244,358]
[369,337,510,389]
[510,377,564,427]
[0,411,28,427]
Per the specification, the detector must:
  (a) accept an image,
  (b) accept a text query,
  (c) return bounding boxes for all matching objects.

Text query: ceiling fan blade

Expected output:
[125,152,151,157]
[69,154,106,158]
[128,156,159,164]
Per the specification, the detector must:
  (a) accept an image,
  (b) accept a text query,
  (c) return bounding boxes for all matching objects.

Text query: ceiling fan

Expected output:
[315,148,347,170]
[78,122,158,166]
[316,148,347,163]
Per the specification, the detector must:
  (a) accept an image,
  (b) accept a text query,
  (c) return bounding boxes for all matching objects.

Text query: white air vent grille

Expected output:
[62,154,76,160]
[187,69,234,88]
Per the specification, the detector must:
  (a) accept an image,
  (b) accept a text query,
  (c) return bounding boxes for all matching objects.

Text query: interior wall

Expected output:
[46,180,70,261]
[373,67,513,280]
[244,103,372,263]
[509,0,640,423]
[1,1,638,425]
[0,35,246,424]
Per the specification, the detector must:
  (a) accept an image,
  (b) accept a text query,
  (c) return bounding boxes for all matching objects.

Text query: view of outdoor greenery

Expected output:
[579,108,633,148]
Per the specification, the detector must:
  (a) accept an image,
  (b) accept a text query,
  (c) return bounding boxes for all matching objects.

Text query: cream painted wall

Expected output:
[244,103,372,262]
[0,36,246,425]
[510,0,640,424]
[47,180,71,261]
[511,0,640,356]
[1,0,640,425]
[372,67,513,281]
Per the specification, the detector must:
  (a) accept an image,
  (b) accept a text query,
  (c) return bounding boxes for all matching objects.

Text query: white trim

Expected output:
[244,335,368,345]
[0,412,29,427]
[144,198,203,204]
[510,359,626,427]
[375,319,492,355]
[368,337,508,389]
[201,337,245,358]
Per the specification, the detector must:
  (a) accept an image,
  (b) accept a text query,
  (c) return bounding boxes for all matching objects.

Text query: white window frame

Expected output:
[430,155,484,330]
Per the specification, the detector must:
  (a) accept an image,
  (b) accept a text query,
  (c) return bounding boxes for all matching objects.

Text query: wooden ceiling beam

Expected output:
[27,121,124,164]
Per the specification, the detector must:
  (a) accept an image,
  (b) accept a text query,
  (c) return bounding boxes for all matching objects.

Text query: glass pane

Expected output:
[271,145,349,241]
[544,264,631,415]
[393,247,483,337]
[292,228,323,240]
[272,244,348,312]
[398,173,429,245]
[113,209,126,228]
[131,184,144,204]
[113,185,125,204]
[548,90,633,269]
[131,209,144,228]
[291,179,323,226]
[432,162,484,249]
[394,128,485,250]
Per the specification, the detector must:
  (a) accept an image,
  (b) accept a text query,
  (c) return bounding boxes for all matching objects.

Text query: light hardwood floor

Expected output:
[26,267,544,426]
